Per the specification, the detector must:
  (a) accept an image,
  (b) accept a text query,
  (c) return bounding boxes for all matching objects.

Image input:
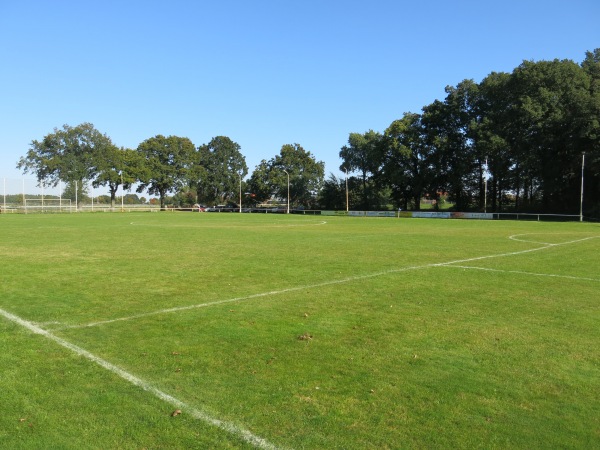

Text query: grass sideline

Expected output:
[1,213,599,449]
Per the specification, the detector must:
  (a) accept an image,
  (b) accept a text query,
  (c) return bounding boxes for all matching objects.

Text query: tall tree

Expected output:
[248,144,325,209]
[92,146,141,208]
[508,58,594,212]
[580,49,600,217]
[246,159,274,204]
[421,80,480,211]
[318,173,348,210]
[471,71,514,211]
[383,112,434,210]
[194,136,247,205]
[339,130,384,210]
[271,143,325,208]
[17,123,113,208]
[136,135,196,210]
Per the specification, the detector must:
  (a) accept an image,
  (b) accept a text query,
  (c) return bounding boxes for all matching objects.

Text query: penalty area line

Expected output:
[445,265,600,283]
[0,307,283,450]
[57,235,599,331]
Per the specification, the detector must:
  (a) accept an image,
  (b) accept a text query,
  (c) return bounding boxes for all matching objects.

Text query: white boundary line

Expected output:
[0,307,282,450]
[129,220,328,229]
[446,265,600,282]
[55,235,599,331]
[508,233,595,245]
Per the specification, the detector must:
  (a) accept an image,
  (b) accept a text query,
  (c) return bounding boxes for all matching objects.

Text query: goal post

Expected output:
[23,198,73,213]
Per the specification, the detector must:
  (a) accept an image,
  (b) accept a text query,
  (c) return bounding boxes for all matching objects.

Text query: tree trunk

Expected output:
[159,188,166,210]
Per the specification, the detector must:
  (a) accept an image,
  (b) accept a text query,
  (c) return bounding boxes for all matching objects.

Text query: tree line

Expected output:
[18,49,599,216]
[18,126,325,210]
[332,49,600,217]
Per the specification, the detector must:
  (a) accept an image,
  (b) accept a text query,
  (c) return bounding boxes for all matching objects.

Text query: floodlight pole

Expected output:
[580,152,585,222]
[120,172,124,212]
[484,158,488,214]
[345,168,349,213]
[283,169,290,214]
[239,173,242,213]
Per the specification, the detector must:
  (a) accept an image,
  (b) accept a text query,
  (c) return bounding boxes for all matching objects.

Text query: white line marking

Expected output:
[129,220,328,229]
[508,233,600,246]
[57,235,599,330]
[0,308,282,450]
[446,265,600,282]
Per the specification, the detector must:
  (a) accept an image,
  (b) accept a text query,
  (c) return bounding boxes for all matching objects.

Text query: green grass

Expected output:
[1,213,599,449]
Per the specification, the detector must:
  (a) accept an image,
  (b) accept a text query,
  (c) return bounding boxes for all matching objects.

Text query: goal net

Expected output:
[23,198,73,213]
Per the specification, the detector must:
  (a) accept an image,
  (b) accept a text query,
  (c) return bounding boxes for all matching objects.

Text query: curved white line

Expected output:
[509,233,600,246]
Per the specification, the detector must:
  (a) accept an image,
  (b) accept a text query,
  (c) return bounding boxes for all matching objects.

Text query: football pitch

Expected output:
[1,213,599,449]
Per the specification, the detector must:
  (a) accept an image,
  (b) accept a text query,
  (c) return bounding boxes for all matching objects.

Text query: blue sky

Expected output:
[1,0,598,196]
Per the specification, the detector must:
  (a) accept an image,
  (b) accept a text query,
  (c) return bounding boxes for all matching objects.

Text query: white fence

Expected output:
[1,177,146,213]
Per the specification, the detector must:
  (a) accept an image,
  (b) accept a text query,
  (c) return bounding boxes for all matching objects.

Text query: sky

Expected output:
[1,0,598,196]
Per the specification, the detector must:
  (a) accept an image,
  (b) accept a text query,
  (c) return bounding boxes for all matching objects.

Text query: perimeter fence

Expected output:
[1,177,594,221]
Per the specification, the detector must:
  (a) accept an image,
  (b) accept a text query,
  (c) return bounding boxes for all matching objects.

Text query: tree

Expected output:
[270,144,325,208]
[17,123,113,209]
[136,135,196,210]
[246,159,274,204]
[247,144,324,209]
[426,81,481,211]
[470,71,514,212]
[508,58,595,212]
[339,130,384,210]
[193,136,247,205]
[318,173,347,210]
[383,112,434,210]
[580,49,600,217]
[62,180,89,205]
[92,146,141,208]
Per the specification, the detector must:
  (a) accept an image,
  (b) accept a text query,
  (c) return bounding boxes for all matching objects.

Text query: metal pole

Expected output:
[484,178,487,213]
[283,170,290,214]
[239,173,242,213]
[345,168,349,213]
[484,158,488,213]
[121,172,124,212]
[580,152,585,222]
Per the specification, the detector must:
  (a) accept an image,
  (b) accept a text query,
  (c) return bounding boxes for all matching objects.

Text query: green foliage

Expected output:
[350,49,600,215]
[247,144,325,208]
[93,146,141,208]
[246,159,273,203]
[14,50,600,216]
[318,173,346,210]
[17,123,114,208]
[194,136,247,205]
[136,135,196,209]
[383,113,434,210]
[61,180,89,204]
[172,189,197,207]
[339,130,384,210]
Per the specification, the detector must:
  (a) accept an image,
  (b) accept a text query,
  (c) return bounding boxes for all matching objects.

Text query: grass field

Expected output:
[1,212,599,449]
